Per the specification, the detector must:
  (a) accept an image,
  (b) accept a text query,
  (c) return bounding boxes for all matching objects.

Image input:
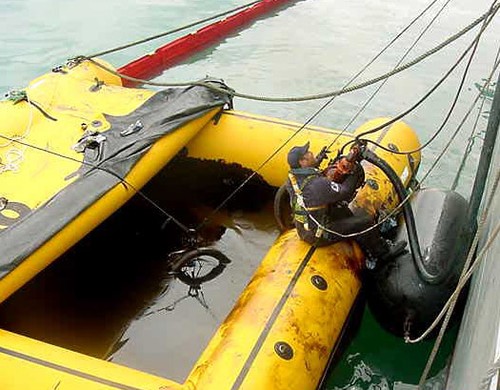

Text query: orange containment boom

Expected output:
[118,0,294,86]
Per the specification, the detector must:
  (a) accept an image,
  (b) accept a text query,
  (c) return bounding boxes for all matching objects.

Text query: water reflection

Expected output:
[0,155,278,381]
[331,353,447,390]
[332,354,391,390]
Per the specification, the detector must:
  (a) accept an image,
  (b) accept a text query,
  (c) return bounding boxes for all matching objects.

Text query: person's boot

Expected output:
[365,240,407,269]
[379,240,407,262]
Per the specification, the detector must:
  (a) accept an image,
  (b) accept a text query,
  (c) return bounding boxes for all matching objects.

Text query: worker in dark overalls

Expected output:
[286,142,405,265]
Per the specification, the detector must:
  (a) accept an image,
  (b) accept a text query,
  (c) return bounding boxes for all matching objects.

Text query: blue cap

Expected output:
[287,142,310,168]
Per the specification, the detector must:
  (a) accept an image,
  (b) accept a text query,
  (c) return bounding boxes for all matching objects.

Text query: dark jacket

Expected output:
[287,166,362,244]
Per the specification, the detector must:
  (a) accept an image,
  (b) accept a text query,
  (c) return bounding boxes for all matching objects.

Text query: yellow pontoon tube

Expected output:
[0,60,230,303]
[0,60,421,389]
[180,110,421,389]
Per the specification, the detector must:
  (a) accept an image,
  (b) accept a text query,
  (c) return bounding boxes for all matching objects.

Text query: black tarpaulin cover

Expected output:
[0,82,231,279]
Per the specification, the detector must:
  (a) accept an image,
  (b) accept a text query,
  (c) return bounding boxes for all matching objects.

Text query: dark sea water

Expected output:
[0,0,498,388]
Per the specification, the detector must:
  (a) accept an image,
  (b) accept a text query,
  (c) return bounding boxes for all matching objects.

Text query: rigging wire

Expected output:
[2,2,497,241]
[343,0,499,156]
[450,107,488,190]
[481,358,500,390]
[80,1,500,103]
[74,0,499,236]
[70,1,498,240]
[85,0,262,58]
[314,0,446,151]
[422,53,500,187]
[0,122,192,234]
[313,54,500,354]
[412,168,500,387]
[315,0,497,240]
[451,43,500,190]
[290,3,500,244]
[192,0,484,231]
[294,28,500,241]
[336,0,455,142]
[68,0,450,236]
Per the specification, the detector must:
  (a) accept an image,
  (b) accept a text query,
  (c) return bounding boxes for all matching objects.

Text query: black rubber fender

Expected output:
[273,183,293,232]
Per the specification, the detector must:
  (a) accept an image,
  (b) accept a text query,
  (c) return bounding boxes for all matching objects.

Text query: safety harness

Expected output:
[288,171,327,238]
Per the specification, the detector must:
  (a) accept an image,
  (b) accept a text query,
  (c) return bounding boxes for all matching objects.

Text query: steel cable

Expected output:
[451,44,500,190]
[193,1,496,231]
[85,1,262,58]
[301,1,498,239]
[338,0,455,140]
[353,0,498,150]
[81,2,500,103]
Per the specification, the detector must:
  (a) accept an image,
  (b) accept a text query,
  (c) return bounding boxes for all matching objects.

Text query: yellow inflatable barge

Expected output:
[0,60,420,389]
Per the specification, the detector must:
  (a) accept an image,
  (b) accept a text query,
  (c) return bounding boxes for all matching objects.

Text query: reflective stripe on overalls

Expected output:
[288,172,326,238]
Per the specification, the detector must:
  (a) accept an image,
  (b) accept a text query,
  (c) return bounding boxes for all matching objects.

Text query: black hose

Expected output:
[362,149,443,284]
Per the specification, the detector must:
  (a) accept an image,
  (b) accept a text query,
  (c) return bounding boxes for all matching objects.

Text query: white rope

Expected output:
[407,168,500,344]
[0,148,26,174]
[0,91,34,174]
[403,168,500,387]
[480,358,500,390]
[305,42,500,243]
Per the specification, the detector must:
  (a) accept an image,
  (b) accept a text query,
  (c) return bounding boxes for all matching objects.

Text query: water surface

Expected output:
[0,0,498,388]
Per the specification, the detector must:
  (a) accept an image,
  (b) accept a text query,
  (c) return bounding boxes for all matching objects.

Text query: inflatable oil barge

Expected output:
[0,59,470,389]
